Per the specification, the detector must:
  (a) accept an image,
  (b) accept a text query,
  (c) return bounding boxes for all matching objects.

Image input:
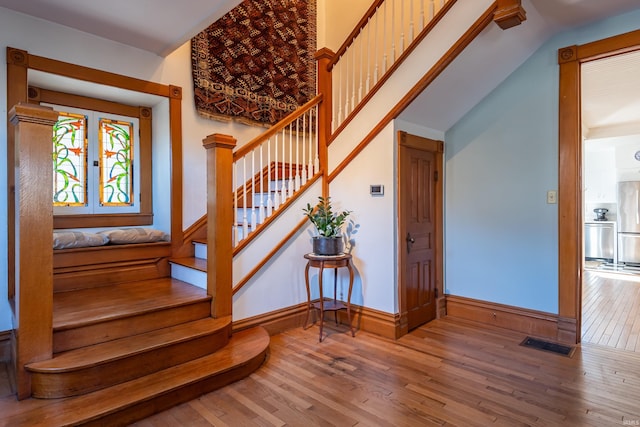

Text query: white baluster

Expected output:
[308,109,314,176]
[391,0,396,64]
[383,1,388,74]
[280,129,287,203]
[294,118,300,192]
[344,51,350,118]
[400,0,405,54]
[366,18,371,94]
[287,125,293,199]
[409,0,414,44]
[351,46,356,113]
[301,113,307,185]
[250,150,257,231]
[233,162,239,246]
[274,133,280,209]
[242,157,248,239]
[429,0,434,20]
[314,108,319,174]
[358,28,363,103]
[420,0,425,32]
[374,9,379,84]
[266,137,273,217]
[337,61,343,129]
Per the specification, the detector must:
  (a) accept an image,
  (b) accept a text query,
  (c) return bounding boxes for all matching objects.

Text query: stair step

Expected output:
[169,257,207,272]
[3,327,269,426]
[53,278,212,353]
[169,258,207,289]
[193,239,207,259]
[26,317,231,398]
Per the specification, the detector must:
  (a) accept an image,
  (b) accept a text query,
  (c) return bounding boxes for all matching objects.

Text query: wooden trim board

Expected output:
[446,295,559,340]
[232,303,400,340]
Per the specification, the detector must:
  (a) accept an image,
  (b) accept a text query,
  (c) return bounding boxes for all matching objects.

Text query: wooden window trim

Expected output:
[29,86,153,229]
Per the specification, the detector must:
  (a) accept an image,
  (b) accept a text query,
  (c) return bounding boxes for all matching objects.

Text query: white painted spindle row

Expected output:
[232,106,319,247]
[331,0,450,132]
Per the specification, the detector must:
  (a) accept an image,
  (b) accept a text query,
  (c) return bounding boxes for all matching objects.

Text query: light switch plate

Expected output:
[547,190,557,204]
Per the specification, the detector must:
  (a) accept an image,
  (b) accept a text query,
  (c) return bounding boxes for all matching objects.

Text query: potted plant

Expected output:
[303,196,351,255]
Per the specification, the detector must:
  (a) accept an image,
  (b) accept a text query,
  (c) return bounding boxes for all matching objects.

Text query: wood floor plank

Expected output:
[4,316,640,426]
[582,270,640,353]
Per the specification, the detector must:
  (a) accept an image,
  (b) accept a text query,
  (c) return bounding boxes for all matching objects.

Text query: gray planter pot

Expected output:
[312,236,344,255]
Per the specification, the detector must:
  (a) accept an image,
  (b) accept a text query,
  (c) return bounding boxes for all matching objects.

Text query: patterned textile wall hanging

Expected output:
[191,0,317,127]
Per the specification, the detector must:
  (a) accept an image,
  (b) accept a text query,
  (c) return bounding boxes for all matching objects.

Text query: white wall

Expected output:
[317,0,370,52]
[0,7,264,331]
[444,9,640,314]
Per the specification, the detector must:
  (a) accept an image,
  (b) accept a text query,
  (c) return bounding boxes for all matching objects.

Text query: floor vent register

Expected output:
[520,336,575,357]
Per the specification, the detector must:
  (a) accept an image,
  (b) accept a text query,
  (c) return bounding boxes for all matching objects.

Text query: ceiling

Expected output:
[0,0,638,134]
[397,0,640,133]
[0,0,242,57]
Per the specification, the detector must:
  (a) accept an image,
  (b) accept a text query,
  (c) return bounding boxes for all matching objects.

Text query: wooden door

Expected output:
[399,132,443,332]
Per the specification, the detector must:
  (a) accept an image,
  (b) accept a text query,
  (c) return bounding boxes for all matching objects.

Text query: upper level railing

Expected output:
[328,0,453,134]
[231,95,322,248]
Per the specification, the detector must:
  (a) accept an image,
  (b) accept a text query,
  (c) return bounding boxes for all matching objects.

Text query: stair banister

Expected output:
[203,133,237,320]
[9,103,59,400]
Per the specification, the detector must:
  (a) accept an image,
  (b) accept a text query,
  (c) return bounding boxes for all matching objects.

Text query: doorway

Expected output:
[397,131,443,333]
[581,49,640,350]
[558,29,640,344]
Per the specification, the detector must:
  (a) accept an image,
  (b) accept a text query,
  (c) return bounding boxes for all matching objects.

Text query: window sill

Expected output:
[53,213,153,229]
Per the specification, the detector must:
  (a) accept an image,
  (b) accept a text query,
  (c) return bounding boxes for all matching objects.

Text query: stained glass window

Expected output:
[99,118,134,206]
[53,112,88,206]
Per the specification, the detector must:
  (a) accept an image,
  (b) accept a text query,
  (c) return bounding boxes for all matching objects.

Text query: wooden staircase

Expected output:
[1,277,269,426]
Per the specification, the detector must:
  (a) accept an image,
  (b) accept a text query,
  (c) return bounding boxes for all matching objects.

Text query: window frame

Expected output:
[30,86,153,229]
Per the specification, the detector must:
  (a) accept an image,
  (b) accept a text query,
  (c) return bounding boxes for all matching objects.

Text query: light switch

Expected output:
[547,190,557,204]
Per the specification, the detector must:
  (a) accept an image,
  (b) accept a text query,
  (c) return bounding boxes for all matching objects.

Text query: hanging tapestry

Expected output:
[191,0,317,127]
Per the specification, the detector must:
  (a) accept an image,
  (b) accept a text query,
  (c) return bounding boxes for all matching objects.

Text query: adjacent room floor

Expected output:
[582,268,640,352]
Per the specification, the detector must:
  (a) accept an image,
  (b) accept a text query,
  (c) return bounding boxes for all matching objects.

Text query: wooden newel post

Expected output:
[315,48,334,198]
[9,103,59,399]
[202,133,237,321]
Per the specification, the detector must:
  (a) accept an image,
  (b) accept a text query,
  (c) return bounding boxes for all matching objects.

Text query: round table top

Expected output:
[304,252,352,261]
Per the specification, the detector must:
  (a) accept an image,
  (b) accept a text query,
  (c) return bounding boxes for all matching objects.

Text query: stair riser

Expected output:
[30,327,231,398]
[54,301,211,353]
[170,264,207,289]
[193,242,207,260]
[82,351,268,427]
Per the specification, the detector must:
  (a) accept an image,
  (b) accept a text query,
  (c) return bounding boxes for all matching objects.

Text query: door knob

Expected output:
[406,233,415,253]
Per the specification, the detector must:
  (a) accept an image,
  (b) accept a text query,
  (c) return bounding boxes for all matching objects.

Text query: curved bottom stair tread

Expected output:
[26,317,232,398]
[4,326,270,427]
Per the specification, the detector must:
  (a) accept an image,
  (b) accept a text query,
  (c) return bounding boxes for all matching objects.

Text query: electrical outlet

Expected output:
[547,190,557,204]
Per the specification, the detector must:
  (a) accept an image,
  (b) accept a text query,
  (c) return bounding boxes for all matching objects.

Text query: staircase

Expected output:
[1,275,269,426]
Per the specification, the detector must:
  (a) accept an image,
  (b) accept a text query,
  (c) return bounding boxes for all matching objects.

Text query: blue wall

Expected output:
[444,9,640,314]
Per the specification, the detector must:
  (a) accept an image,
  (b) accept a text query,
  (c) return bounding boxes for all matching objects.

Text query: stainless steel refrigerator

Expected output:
[618,181,640,264]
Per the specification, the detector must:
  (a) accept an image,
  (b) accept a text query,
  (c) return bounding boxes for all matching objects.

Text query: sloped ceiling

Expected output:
[0,0,242,57]
[397,0,640,132]
[0,0,638,134]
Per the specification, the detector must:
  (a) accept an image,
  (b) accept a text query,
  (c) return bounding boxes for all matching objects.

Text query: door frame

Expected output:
[558,29,640,344]
[397,131,444,338]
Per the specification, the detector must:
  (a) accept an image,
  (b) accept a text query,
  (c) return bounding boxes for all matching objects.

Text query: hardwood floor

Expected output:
[2,316,639,425]
[127,317,640,426]
[582,269,640,352]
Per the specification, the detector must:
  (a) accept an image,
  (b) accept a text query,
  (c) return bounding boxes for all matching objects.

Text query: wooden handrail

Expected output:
[328,0,457,143]
[233,94,323,161]
[329,1,513,182]
[327,0,385,72]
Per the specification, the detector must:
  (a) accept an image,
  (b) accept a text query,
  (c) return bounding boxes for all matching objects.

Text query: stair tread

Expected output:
[2,327,269,427]
[27,316,231,372]
[169,256,207,272]
[53,278,210,331]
